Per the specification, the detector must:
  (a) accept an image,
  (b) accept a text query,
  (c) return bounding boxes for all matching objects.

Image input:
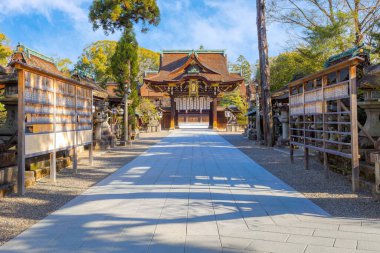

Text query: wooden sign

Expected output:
[15,63,93,195]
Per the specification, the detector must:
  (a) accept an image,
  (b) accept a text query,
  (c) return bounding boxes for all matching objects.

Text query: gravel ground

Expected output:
[0,131,169,246]
[220,132,380,219]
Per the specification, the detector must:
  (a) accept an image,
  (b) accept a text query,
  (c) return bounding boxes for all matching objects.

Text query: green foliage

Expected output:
[299,12,355,66]
[370,22,380,62]
[137,47,159,83]
[111,29,138,87]
[75,40,117,85]
[136,98,157,125]
[220,89,248,125]
[75,40,159,85]
[230,55,253,84]
[0,33,12,65]
[269,50,323,91]
[268,0,380,65]
[0,89,5,125]
[89,0,160,34]
[0,102,5,126]
[111,28,139,130]
[56,58,72,77]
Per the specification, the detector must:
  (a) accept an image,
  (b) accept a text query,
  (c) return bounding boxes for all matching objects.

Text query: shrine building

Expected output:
[143,50,244,129]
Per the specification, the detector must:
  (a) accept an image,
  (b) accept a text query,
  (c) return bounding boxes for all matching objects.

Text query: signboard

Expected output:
[16,63,93,194]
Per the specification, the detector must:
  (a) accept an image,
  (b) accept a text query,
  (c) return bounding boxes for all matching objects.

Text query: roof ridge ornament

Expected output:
[162,49,226,54]
[15,43,57,66]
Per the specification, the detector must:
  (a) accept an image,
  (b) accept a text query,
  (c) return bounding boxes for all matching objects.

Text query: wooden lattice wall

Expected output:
[288,57,364,192]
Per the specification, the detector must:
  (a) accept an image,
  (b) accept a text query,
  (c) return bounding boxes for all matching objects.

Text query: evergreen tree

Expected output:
[89,0,160,34]
[230,55,253,84]
[111,28,139,130]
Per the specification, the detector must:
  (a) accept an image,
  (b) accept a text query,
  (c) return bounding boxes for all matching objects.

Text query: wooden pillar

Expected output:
[50,152,56,182]
[290,144,294,163]
[17,69,25,195]
[212,97,218,129]
[324,152,329,179]
[170,96,175,130]
[73,147,78,174]
[174,101,178,128]
[209,101,213,128]
[89,143,93,166]
[73,86,78,174]
[51,78,57,182]
[322,75,329,179]
[349,65,360,192]
[304,147,309,170]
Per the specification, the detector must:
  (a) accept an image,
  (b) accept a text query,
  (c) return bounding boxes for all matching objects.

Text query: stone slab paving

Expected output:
[1,129,380,253]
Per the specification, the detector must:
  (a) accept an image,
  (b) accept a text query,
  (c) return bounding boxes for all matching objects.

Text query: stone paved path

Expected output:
[1,130,380,253]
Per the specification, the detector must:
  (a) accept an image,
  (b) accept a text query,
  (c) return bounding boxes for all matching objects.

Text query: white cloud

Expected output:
[137,0,289,64]
[0,0,89,25]
[0,0,120,61]
[0,0,290,64]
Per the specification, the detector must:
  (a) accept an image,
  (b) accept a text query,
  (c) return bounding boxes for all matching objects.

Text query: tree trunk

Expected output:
[354,0,363,46]
[256,0,274,147]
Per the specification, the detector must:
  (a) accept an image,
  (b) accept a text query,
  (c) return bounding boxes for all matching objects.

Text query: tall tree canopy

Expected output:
[89,0,160,34]
[111,29,138,90]
[0,33,12,65]
[137,47,159,83]
[111,28,139,129]
[269,0,380,46]
[269,50,322,91]
[56,58,72,77]
[371,21,380,55]
[269,0,380,64]
[75,40,117,85]
[75,40,159,85]
[229,55,253,84]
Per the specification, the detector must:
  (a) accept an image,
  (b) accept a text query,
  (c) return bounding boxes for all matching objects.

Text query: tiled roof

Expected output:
[11,51,62,76]
[140,83,165,97]
[144,51,243,84]
[9,45,106,94]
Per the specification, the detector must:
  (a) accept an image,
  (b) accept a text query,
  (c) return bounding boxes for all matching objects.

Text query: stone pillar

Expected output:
[170,96,175,130]
[279,108,289,141]
[212,97,218,129]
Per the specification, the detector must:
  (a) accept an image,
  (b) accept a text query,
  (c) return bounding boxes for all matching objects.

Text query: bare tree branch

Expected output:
[307,0,335,24]
[360,0,380,25]
[288,0,318,27]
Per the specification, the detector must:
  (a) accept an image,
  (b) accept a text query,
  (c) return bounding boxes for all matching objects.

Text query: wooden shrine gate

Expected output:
[143,50,244,129]
[175,96,212,128]
[288,57,363,192]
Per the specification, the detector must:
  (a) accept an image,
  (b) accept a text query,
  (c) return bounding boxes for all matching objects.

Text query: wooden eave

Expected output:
[288,57,364,88]
[12,61,96,90]
[145,76,243,86]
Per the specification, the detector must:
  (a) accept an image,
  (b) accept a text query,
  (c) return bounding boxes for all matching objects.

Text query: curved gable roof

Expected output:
[144,50,243,84]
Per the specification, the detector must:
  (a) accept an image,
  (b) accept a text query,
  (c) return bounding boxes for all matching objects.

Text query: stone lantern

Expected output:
[358,64,380,147]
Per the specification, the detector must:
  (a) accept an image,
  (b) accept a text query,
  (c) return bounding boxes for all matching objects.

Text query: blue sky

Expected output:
[0,0,291,65]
